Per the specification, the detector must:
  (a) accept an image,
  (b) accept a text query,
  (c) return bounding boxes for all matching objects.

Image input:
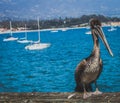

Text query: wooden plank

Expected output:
[0,92,120,103]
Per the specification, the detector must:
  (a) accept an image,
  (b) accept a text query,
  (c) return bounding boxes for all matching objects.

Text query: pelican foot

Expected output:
[68,93,76,99]
[92,90,102,95]
[83,92,92,99]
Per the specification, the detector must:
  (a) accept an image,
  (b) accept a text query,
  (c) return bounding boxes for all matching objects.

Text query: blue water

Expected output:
[0,27,120,92]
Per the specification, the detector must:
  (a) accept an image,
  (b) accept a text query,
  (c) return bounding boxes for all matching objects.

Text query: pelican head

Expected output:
[89,18,113,56]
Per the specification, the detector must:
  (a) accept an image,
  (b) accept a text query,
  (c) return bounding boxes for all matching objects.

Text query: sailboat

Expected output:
[51,29,58,33]
[61,28,68,32]
[25,18,50,50]
[85,28,91,34]
[108,26,117,32]
[85,31,91,35]
[17,24,32,43]
[61,21,67,31]
[3,21,18,41]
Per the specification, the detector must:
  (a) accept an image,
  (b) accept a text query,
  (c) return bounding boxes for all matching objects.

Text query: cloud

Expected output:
[34,5,39,8]
[31,8,36,12]
[0,13,5,17]
[1,0,12,2]
[0,0,16,5]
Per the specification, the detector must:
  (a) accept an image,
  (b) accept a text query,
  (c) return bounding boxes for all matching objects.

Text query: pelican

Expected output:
[75,18,113,99]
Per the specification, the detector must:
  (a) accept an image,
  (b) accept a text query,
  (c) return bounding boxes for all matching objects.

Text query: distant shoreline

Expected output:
[0,25,114,35]
[0,26,86,35]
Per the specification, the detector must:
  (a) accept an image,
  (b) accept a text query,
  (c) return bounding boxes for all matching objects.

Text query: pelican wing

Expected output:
[75,59,87,83]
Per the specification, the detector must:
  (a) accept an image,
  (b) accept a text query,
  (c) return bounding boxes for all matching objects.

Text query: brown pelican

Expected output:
[75,18,113,99]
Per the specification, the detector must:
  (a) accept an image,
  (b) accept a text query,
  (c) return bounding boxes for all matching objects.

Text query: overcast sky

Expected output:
[0,0,120,19]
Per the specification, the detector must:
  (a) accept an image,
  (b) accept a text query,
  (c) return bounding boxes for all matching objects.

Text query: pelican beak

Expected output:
[95,26,113,56]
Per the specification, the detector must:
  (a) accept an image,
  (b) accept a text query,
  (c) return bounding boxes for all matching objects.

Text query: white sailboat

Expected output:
[61,21,67,31]
[108,26,117,32]
[25,18,50,50]
[3,21,18,41]
[51,29,58,33]
[85,27,91,35]
[61,28,67,31]
[17,24,32,43]
[85,31,91,35]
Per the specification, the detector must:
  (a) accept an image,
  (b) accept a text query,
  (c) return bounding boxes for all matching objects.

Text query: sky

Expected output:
[0,0,120,19]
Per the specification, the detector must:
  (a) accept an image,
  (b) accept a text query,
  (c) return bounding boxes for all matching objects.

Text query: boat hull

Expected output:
[3,37,18,41]
[17,40,32,43]
[25,43,50,50]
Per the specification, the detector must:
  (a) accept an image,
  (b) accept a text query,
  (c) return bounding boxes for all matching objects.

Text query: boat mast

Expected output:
[37,18,40,43]
[25,24,27,39]
[10,21,12,36]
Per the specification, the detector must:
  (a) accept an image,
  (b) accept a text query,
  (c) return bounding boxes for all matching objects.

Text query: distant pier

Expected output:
[0,92,120,103]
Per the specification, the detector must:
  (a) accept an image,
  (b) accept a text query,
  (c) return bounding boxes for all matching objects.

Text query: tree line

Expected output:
[0,14,120,30]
